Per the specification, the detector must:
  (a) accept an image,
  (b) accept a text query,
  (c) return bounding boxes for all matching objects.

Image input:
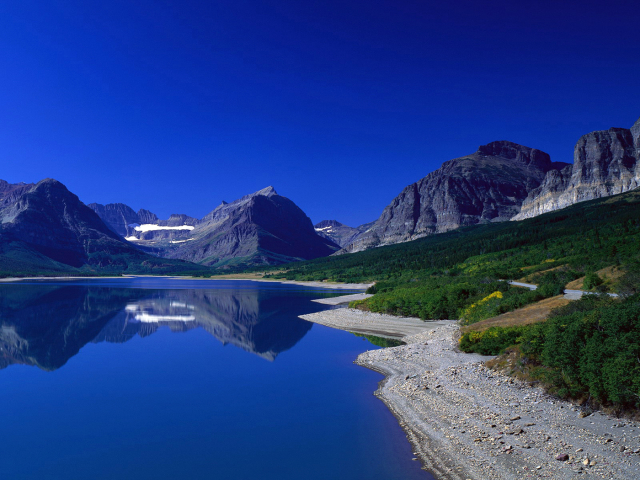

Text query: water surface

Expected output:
[0,278,432,479]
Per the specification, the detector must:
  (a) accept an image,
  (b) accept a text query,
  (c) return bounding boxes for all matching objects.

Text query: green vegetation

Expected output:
[460,295,640,411]
[264,190,640,323]
[260,189,640,412]
[459,325,531,355]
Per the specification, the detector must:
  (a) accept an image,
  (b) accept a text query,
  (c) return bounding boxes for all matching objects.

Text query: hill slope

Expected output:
[270,187,640,315]
[0,179,208,276]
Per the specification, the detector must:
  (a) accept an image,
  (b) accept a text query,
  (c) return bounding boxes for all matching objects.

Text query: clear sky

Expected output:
[1,1,638,226]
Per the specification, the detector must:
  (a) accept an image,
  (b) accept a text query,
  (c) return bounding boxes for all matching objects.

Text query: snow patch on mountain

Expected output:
[134,224,194,232]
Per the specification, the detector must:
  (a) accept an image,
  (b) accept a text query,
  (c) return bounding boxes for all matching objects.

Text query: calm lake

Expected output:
[0,278,433,480]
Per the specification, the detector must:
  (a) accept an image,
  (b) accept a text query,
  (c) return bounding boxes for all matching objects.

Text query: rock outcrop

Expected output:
[0,180,34,209]
[342,141,568,252]
[314,220,373,248]
[514,117,640,220]
[87,202,160,236]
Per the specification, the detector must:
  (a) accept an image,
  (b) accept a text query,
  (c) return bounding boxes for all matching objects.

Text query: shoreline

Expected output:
[0,275,372,290]
[303,308,640,479]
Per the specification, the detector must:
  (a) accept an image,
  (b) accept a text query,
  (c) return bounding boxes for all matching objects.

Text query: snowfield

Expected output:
[134,224,195,232]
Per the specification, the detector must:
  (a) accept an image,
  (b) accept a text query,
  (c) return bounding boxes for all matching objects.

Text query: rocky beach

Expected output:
[301,309,640,479]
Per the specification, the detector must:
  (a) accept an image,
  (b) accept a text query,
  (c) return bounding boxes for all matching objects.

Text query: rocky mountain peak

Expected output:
[252,186,277,197]
[315,220,345,229]
[513,116,640,220]
[87,202,141,236]
[137,209,158,224]
[0,180,34,208]
[168,188,338,267]
[476,141,552,170]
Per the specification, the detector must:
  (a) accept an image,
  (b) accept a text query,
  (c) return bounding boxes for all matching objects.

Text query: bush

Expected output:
[583,272,603,290]
[459,326,529,355]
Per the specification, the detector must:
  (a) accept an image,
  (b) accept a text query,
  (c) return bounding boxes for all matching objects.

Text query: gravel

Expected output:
[305,308,640,479]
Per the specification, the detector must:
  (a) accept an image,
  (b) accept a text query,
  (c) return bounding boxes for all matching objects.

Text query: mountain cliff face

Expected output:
[314,220,373,248]
[167,187,339,267]
[86,202,154,236]
[0,181,34,209]
[342,141,568,252]
[0,179,203,274]
[0,179,130,268]
[513,117,640,220]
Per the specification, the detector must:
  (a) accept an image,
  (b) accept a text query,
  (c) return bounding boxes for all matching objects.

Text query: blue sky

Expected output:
[1,0,638,226]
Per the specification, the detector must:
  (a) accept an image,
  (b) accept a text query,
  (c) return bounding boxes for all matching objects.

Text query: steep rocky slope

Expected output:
[314,220,374,248]
[514,117,640,219]
[0,179,204,274]
[167,187,339,267]
[86,202,153,236]
[342,141,568,252]
[91,187,339,268]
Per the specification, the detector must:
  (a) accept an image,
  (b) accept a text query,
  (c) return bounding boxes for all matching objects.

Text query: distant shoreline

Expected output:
[0,274,372,290]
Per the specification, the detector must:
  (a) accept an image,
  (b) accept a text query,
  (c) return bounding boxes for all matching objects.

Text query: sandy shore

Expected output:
[303,309,640,479]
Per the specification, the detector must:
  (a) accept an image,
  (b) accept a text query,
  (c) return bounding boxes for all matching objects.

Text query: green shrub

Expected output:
[459,326,529,355]
[583,272,603,290]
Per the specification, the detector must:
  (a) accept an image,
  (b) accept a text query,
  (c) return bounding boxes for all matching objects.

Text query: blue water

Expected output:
[0,279,433,479]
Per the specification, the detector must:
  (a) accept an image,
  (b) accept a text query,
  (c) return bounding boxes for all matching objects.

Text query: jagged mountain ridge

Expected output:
[341,141,569,253]
[0,178,205,274]
[314,220,375,248]
[91,186,339,268]
[513,117,640,219]
[86,202,159,237]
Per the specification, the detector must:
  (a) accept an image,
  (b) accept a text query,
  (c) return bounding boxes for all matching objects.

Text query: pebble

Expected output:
[347,317,640,479]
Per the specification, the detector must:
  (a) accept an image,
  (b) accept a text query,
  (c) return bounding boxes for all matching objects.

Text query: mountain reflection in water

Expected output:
[0,283,315,370]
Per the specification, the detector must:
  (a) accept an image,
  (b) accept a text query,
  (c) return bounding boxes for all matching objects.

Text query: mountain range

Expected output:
[1,115,638,274]
[334,116,640,253]
[0,178,204,275]
[89,186,339,268]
